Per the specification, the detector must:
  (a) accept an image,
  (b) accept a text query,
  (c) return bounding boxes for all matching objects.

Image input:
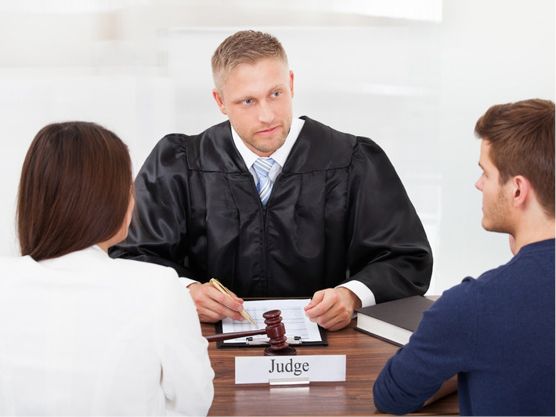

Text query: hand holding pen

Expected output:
[209,278,256,325]
[188,277,253,324]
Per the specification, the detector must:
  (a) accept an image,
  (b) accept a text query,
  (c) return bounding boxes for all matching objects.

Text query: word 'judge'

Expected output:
[268,358,309,376]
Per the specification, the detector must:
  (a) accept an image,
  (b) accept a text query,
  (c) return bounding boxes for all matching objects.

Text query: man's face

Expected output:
[475,140,513,233]
[212,57,294,157]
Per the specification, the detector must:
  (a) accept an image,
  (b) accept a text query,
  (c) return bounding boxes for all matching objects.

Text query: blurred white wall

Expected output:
[0,0,553,294]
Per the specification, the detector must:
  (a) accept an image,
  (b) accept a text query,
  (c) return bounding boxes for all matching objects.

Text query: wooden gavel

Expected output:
[206,309,297,356]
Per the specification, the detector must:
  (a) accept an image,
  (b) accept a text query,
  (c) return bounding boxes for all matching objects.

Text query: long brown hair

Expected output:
[475,98,555,216]
[17,121,132,261]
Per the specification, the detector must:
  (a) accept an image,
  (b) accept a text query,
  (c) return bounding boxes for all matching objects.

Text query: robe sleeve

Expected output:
[109,135,196,279]
[345,138,433,302]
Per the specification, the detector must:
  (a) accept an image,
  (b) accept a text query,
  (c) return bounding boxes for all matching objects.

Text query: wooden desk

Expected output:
[203,320,458,416]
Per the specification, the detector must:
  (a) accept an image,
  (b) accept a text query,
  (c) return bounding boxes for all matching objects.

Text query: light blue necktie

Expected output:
[253,157,276,206]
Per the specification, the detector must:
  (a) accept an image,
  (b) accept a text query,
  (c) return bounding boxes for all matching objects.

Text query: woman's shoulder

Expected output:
[0,254,40,275]
[107,256,182,292]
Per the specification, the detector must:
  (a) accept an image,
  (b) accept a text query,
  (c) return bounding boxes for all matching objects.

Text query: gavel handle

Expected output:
[205,328,267,342]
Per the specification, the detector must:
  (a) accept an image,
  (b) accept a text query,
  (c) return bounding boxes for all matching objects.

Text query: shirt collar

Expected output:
[231,117,305,169]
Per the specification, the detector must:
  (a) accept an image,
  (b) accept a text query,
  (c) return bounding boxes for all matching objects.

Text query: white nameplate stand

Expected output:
[235,355,346,385]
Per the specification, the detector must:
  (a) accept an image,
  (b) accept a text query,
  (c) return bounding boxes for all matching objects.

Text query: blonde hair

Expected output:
[211,30,288,89]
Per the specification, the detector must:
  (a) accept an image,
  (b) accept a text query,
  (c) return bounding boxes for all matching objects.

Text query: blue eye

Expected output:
[243,98,253,105]
[271,91,281,98]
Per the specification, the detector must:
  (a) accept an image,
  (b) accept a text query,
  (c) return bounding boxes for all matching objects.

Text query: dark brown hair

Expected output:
[211,30,288,88]
[17,121,132,261]
[475,98,555,216]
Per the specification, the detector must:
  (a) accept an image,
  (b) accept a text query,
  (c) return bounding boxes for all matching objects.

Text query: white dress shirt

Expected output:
[231,117,304,183]
[0,246,214,416]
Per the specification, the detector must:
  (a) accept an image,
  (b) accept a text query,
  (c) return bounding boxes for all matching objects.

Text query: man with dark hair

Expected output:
[373,98,555,415]
[110,30,432,330]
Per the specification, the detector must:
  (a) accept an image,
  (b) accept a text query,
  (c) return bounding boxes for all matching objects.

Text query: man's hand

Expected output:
[304,287,362,331]
[188,282,245,322]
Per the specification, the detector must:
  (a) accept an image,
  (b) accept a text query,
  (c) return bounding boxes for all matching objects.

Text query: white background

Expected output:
[0,0,553,294]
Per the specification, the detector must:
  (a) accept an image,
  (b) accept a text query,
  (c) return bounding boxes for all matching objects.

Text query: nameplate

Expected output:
[235,355,346,384]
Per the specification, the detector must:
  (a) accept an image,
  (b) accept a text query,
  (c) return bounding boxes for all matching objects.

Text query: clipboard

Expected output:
[213,298,328,348]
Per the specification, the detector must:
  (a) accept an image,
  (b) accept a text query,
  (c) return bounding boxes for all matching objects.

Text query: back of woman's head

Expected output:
[17,122,132,261]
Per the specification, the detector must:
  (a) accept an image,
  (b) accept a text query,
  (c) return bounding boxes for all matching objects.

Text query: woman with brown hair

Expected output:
[0,122,214,415]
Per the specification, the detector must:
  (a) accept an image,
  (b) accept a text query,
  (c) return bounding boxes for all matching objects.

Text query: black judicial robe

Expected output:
[110,116,432,302]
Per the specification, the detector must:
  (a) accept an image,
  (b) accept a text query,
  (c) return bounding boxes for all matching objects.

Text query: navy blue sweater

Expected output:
[373,239,555,416]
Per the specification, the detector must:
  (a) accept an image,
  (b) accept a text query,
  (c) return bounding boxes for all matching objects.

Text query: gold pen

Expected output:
[209,278,257,325]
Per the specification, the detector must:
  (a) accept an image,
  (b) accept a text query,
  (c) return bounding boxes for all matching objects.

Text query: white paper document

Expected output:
[221,299,323,345]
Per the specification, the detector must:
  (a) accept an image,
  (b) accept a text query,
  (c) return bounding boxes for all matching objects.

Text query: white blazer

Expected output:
[0,246,214,416]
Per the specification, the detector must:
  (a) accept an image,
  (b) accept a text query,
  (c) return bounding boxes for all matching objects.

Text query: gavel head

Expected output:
[262,309,297,356]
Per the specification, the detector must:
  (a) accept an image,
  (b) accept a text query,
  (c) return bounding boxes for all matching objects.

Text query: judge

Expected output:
[110,30,432,330]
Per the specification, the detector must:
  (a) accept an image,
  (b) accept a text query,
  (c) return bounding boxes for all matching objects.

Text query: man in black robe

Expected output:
[110,30,432,330]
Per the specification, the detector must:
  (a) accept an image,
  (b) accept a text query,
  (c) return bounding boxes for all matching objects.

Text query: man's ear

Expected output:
[212,89,227,115]
[511,175,531,208]
[289,70,294,98]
